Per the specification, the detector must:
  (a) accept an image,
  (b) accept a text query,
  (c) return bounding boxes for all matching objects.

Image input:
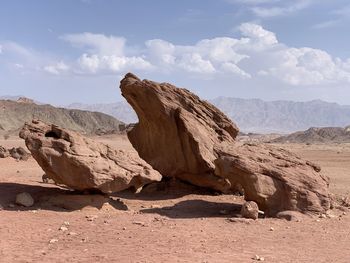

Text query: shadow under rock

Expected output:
[0,182,128,212]
[113,178,219,201]
[140,199,242,219]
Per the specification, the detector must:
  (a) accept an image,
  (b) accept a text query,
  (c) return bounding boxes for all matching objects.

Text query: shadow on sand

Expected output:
[0,181,243,219]
[140,199,242,219]
[0,182,128,212]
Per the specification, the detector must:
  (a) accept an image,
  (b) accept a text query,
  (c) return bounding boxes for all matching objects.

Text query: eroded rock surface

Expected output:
[0,146,9,158]
[20,120,161,193]
[121,73,238,192]
[9,147,30,161]
[120,73,330,215]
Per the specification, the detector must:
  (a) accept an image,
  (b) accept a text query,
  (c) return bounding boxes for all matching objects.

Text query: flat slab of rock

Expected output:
[120,73,330,216]
[20,120,161,193]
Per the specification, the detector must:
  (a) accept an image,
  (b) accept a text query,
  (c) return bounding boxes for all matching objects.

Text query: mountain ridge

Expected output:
[67,97,350,133]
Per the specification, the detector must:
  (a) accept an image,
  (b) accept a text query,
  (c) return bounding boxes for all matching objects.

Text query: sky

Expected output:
[1,0,350,105]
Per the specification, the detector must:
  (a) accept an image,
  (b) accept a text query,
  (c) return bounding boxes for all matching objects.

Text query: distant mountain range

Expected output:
[271,126,350,143]
[67,97,350,133]
[0,98,124,135]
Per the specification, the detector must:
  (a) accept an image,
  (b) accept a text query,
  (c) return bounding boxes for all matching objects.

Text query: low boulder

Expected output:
[0,146,9,158]
[9,147,30,161]
[241,201,259,220]
[19,119,162,193]
[16,192,34,207]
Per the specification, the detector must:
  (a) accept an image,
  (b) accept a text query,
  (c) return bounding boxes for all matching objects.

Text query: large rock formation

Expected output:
[20,119,161,193]
[120,73,330,215]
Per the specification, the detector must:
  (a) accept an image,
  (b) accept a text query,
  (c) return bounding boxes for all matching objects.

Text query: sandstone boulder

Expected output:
[20,119,161,193]
[121,73,238,192]
[120,73,330,216]
[241,201,259,219]
[0,146,9,158]
[15,192,34,207]
[9,147,30,161]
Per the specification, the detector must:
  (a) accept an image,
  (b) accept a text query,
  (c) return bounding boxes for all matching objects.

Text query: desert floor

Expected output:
[1,135,350,263]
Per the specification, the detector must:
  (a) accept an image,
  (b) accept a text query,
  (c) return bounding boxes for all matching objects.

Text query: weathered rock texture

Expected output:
[9,147,30,161]
[0,146,9,158]
[241,201,259,220]
[20,119,161,193]
[120,73,331,215]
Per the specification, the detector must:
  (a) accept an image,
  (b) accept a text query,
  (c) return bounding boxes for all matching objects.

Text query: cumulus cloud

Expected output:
[61,32,152,74]
[145,37,251,78]
[61,33,126,56]
[43,61,70,75]
[47,24,350,85]
[4,23,350,87]
[77,54,152,74]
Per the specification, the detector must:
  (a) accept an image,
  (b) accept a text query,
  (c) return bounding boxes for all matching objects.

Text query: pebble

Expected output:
[269,227,274,231]
[253,255,265,261]
[59,226,68,232]
[86,215,98,222]
[133,221,146,226]
[319,214,327,219]
[15,192,34,207]
[68,232,78,236]
[49,238,58,244]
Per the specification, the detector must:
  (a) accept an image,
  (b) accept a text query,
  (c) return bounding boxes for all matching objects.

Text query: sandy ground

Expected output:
[1,135,350,263]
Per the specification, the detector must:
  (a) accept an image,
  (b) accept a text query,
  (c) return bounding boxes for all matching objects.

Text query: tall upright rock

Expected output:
[120,73,330,215]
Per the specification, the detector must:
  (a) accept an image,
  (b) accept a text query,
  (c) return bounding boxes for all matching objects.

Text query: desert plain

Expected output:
[1,134,350,263]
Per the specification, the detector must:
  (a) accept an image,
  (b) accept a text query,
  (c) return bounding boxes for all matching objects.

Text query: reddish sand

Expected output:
[1,136,350,262]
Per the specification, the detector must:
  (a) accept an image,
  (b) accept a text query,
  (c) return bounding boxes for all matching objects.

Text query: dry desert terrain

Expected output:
[1,135,350,263]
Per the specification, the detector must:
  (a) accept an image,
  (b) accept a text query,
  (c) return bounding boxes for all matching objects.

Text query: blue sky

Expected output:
[1,0,350,105]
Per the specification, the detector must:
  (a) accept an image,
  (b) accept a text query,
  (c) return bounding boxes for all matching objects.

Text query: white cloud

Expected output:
[252,0,312,18]
[53,24,350,84]
[230,0,314,18]
[238,23,278,49]
[44,61,70,75]
[61,33,126,56]
[14,63,24,69]
[77,54,152,74]
[61,32,153,74]
[221,62,251,78]
[3,23,350,88]
[145,36,251,77]
[178,53,216,74]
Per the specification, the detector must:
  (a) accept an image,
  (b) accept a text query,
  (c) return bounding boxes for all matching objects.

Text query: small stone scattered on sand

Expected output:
[15,192,34,207]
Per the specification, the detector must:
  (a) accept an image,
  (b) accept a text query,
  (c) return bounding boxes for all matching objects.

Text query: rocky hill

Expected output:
[271,126,350,143]
[68,97,350,133]
[0,98,124,135]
